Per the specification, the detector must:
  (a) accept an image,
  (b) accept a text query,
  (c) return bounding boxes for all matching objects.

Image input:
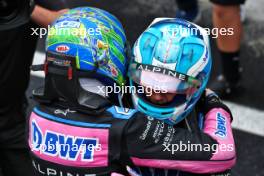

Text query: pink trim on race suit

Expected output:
[28,112,109,167]
[203,108,236,161]
[131,108,236,174]
[111,173,125,176]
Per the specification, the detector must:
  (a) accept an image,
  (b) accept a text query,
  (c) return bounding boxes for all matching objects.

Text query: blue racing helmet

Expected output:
[129,18,212,125]
[32,7,129,110]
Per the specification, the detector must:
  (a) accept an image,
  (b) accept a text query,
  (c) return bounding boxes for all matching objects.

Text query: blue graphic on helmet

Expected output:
[129,18,212,125]
[46,7,128,87]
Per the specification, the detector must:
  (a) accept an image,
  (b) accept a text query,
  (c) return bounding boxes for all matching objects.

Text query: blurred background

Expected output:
[27,0,264,175]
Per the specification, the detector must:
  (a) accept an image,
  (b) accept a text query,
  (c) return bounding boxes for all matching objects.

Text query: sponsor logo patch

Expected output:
[31,120,99,162]
[215,112,227,138]
[56,45,70,53]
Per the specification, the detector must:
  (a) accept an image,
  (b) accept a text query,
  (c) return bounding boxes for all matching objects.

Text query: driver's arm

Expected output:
[31,5,68,27]
[124,94,235,174]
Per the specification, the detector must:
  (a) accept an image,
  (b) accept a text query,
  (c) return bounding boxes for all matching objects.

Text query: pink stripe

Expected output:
[131,157,236,173]
[28,112,109,167]
[204,108,236,161]
[111,173,125,176]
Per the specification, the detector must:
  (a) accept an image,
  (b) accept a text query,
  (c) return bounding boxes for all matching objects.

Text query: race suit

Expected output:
[28,95,236,176]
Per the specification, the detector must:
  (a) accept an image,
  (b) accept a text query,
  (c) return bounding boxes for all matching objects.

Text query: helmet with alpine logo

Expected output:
[32,7,129,111]
[129,18,212,125]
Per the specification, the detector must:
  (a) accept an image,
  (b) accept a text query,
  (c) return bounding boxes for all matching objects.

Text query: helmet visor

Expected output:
[129,63,201,96]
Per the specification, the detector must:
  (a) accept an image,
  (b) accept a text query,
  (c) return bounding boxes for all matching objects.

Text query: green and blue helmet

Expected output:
[129,18,212,125]
[33,7,129,109]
